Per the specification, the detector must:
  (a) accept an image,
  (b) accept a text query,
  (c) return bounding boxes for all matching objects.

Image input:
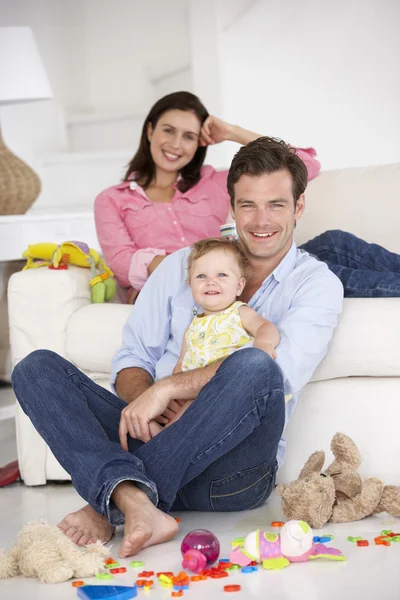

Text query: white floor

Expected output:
[1,385,400,600]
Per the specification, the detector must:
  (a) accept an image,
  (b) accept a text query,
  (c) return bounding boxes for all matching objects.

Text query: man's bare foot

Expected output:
[58,504,115,546]
[112,482,179,558]
[149,420,164,438]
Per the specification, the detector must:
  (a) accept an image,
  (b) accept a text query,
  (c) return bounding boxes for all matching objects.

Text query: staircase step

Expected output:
[66,111,145,153]
[35,149,132,212]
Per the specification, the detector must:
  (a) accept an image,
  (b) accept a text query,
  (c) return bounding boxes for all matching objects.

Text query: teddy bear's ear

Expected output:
[325,432,361,476]
[298,451,325,479]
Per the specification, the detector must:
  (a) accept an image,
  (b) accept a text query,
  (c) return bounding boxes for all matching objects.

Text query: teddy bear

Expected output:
[277,432,400,529]
[0,520,110,584]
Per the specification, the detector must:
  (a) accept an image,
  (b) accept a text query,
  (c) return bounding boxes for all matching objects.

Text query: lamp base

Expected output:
[0,128,41,215]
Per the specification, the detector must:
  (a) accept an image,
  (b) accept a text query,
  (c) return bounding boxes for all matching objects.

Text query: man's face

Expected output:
[232,170,305,262]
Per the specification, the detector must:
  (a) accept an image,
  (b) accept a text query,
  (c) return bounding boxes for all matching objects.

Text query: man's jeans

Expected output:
[300,230,400,297]
[12,348,285,526]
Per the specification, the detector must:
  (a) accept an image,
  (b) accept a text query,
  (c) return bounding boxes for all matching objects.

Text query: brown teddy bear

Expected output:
[277,432,400,529]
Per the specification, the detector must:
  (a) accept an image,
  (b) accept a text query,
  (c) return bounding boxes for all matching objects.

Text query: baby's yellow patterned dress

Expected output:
[181,300,292,404]
[182,301,252,371]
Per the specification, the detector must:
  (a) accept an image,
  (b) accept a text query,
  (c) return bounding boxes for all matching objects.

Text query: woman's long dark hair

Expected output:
[123,91,209,193]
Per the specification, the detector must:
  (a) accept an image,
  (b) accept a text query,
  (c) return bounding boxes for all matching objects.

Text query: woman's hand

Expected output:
[200,116,234,146]
[127,287,140,304]
[200,117,261,147]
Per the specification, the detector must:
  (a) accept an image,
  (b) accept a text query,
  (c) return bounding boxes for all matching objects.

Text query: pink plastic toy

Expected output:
[181,529,220,573]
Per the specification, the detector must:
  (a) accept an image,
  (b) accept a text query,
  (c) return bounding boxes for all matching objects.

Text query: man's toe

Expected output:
[64,526,78,539]
[71,530,84,544]
[78,533,91,546]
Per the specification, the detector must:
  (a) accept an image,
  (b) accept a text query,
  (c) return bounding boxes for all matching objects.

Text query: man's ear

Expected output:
[237,277,246,296]
[147,122,153,142]
[294,193,305,225]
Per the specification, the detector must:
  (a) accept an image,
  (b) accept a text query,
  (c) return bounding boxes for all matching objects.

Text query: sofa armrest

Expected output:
[8,265,92,364]
[8,266,92,486]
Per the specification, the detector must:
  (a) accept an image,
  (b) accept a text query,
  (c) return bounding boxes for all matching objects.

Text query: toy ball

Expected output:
[181,529,220,573]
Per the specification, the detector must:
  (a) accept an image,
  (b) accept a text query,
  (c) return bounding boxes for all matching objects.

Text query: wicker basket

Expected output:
[0,128,41,215]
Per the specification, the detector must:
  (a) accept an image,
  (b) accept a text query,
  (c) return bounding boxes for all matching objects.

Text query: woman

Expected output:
[94,91,320,302]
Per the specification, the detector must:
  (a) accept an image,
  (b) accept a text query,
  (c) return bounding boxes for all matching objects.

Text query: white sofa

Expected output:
[8,163,400,487]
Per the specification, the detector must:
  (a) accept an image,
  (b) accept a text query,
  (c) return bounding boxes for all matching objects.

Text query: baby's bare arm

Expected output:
[239,305,280,358]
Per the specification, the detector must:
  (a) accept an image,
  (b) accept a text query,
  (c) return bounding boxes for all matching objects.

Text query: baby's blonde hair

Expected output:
[187,237,250,281]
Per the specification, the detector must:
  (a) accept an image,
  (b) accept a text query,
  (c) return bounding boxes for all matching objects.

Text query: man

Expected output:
[12,137,343,559]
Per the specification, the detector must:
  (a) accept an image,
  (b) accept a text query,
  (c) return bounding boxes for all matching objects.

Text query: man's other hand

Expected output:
[118,380,172,446]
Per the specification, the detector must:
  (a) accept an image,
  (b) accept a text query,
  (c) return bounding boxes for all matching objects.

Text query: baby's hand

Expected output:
[254,341,277,359]
[264,345,277,359]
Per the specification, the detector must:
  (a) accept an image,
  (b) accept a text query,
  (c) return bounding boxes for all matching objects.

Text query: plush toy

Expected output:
[229,520,345,570]
[22,241,116,304]
[0,521,109,584]
[278,432,400,529]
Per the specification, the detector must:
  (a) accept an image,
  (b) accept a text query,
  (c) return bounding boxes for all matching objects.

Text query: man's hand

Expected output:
[118,380,173,446]
[164,400,194,428]
[155,398,186,425]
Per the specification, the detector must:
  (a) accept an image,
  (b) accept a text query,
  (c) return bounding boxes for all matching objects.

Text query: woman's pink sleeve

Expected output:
[211,148,320,184]
[294,147,321,181]
[128,248,166,291]
[94,190,164,289]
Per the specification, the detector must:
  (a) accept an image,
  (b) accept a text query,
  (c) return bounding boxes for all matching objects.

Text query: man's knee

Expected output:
[12,349,63,388]
[222,348,284,389]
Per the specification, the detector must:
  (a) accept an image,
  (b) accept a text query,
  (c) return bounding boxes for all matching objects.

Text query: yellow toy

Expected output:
[22,241,116,304]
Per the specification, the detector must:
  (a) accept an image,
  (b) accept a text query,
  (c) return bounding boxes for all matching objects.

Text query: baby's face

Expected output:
[189,248,246,315]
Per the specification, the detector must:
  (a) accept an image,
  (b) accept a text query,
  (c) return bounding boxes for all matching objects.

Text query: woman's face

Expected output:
[147,109,201,174]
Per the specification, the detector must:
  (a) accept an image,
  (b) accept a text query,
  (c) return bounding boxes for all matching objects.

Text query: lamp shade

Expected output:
[0,26,53,105]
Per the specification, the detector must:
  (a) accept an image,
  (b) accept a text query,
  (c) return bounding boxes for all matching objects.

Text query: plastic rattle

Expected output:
[181,529,220,573]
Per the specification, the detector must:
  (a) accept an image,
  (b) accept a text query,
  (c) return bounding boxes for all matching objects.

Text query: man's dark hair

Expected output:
[227,136,308,208]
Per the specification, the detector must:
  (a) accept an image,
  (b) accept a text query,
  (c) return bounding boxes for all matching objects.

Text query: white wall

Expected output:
[82,0,191,115]
[0,0,84,162]
[190,0,400,170]
[0,0,192,157]
[0,0,191,114]
[0,0,88,111]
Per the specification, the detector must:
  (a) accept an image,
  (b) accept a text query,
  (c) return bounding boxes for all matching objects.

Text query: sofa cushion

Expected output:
[66,297,400,383]
[66,304,131,373]
[312,297,400,382]
[295,163,400,254]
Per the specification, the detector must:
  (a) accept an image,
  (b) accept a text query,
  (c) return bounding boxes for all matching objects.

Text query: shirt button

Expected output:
[173,220,177,225]
[168,207,171,211]
[181,237,185,241]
